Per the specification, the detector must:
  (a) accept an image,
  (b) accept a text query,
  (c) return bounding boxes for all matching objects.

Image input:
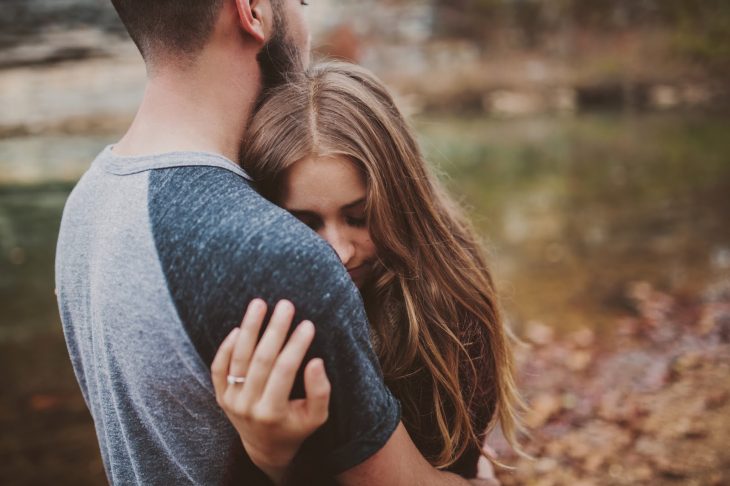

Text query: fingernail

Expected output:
[314,358,325,372]
[277,300,294,312]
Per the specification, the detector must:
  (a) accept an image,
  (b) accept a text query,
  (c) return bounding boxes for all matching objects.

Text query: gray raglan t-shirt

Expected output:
[55,147,401,485]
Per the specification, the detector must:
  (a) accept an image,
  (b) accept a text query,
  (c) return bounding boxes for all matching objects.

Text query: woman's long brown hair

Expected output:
[241,61,523,468]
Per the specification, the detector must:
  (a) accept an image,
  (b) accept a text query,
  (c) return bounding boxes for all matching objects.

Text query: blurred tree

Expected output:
[570,0,662,29]
[662,0,730,78]
[430,0,730,78]
[432,0,504,42]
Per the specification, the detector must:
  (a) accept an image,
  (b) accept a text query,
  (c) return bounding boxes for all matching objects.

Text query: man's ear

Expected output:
[235,0,267,44]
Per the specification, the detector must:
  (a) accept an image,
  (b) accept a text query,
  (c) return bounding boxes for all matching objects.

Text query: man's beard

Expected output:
[255,9,304,102]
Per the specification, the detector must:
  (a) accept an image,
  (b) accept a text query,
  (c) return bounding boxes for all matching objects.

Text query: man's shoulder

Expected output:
[147,164,343,284]
[146,165,353,365]
[148,164,259,215]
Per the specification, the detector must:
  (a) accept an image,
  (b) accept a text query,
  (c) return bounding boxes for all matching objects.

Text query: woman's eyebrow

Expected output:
[287,198,365,214]
[288,209,318,217]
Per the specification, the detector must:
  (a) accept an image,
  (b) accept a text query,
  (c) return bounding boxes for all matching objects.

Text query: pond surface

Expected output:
[0,113,729,483]
[418,113,730,333]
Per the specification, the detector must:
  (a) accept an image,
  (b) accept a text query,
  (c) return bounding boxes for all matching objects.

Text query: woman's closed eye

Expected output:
[345,215,367,228]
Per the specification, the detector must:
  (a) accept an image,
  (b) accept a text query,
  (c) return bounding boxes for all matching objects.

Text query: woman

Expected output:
[213,61,523,480]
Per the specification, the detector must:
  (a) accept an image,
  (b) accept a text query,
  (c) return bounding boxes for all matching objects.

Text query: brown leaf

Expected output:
[524,321,555,346]
[525,392,562,428]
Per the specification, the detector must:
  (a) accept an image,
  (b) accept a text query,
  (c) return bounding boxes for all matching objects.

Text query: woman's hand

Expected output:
[211,299,331,485]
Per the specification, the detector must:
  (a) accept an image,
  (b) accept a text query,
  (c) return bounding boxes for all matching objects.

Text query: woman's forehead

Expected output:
[280,155,367,210]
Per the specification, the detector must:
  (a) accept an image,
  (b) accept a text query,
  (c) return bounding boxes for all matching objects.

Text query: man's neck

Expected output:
[114,57,259,163]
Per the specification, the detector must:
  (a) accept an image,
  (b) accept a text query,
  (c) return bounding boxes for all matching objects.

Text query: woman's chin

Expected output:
[347,264,372,288]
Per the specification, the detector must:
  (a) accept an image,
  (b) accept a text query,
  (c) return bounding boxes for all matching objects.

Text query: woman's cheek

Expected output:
[362,231,377,261]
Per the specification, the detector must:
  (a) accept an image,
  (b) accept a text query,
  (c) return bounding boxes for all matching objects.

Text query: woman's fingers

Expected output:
[211,327,240,398]
[214,299,328,437]
[238,300,296,409]
[303,358,331,426]
[227,299,268,379]
[260,320,315,409]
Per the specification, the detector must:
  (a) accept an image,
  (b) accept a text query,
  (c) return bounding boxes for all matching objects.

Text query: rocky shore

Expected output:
[494,281,730,485]
[2,1,727,140]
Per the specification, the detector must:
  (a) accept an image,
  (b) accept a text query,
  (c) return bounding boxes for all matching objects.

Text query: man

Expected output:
[55,0,496,484]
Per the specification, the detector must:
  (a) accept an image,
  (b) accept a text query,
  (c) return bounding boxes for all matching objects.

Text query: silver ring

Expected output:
[227,375,247,385]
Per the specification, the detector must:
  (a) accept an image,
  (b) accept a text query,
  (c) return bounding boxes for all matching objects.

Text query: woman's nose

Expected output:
[323,227,355,266]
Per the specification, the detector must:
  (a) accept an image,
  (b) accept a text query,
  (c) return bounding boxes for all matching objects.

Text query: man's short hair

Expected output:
[111,0,225,64]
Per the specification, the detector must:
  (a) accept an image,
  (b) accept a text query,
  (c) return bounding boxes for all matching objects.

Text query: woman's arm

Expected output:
[212,299,499,486]
[338,423,499,486]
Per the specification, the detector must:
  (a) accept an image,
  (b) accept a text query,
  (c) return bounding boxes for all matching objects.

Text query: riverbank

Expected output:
[2,23,728,140]
[0,43,143,139]
[494,281,730,485]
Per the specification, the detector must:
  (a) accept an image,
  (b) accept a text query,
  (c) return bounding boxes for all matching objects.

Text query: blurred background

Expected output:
[1,1,729,484]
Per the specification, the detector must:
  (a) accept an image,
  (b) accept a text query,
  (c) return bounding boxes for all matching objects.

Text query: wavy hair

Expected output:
[241,61,523,468]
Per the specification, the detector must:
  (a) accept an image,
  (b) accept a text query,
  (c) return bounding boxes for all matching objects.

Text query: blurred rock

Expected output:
[650,85,681,109]
[704,390,729,410]
[486,90,547,117]
[0,54,144,135]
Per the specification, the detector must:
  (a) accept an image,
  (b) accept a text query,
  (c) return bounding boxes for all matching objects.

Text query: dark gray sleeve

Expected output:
[239,227,402,476]
[149,167,400,476]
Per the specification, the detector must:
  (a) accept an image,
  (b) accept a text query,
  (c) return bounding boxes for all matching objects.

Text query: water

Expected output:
[0,112,729,483]
[0,135,118,485]
[0,135,116,338]
[418,113,730,332]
